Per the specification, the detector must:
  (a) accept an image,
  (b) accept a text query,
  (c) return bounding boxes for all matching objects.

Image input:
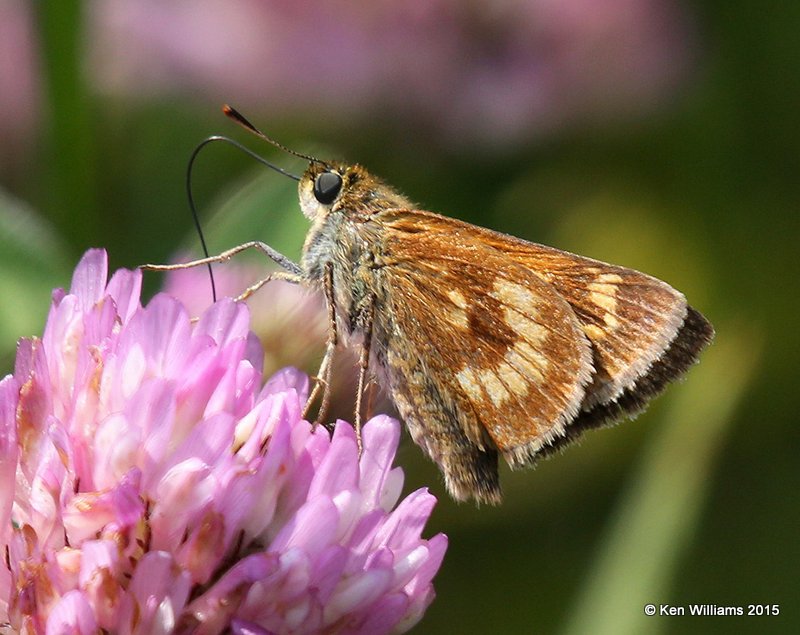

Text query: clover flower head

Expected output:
[0,249,446,634]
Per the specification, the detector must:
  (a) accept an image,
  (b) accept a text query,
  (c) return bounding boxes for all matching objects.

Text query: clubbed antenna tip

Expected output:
[221,104,324,165]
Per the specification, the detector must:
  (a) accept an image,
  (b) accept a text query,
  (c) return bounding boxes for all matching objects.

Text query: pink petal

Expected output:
[68,248,108,311]
[79,292,118,349]
[124,379,177,476]
[0,376,19,546]
[124,294,191,375]
[92,413,140,489]
[13,336,35,379]
[244,331,265,377]
[176,508,227,582]
[372,489,438,550]
[270,497,339,556]
[324,568,392,624]
[149,460,215,549]
[203,356,241,416]
[129,551,192,634]
[391,544,431,589]
[307,421,359,499]
[105,267,143,324]
[78,539,117,586]
[79,540,121,628]
[353,592,409,635]
[309,545,347,604]
[166,411,236,471]
[195,298,251,347]
[402,533,448,605]
[63,471,144,544]
[358,415,402,510]
[260,367,309,401]
[190,553,279,632]
[45,589,98,635]
[232,619,276,635]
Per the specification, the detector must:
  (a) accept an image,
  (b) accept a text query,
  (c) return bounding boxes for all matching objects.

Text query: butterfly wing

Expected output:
[373,210,712,503]
[473,227,714,436]
[375,210,594,503]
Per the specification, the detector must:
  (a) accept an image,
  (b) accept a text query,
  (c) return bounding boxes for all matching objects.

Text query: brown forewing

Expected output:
[375,210,594,497]
[394,211,714,432]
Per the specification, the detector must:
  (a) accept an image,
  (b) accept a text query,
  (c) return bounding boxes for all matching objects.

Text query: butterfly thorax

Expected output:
[298,162,412,338]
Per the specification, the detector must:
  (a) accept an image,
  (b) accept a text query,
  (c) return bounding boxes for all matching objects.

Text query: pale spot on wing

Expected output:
[448,289,468,309]
[456,351,537,411]
[452,274,554,410]
[583,324,606,340]
[501,306,548,345]
[456,367,483,403]
[491,280,538,310]
[589,290,616,313]
[510,341,549,381]
[445,289,469,329]
[479,368,511,407]
[496,362,529,397]
[588,273,623,332]
[505,347,545,383]
[447,307,469,329]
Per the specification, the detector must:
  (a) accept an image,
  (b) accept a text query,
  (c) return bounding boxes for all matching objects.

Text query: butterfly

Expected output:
[147,107,714,504]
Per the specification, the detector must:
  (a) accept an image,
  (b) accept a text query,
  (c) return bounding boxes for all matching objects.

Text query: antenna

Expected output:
[222,104,326,165]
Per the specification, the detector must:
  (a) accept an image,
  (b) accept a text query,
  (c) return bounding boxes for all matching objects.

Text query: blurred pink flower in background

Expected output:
[0,250,446,633]
[88,0,694,145]
[0,0,696,157]
[0,0,40,162]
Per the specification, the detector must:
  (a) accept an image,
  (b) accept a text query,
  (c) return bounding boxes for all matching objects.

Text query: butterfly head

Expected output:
[299,161,414,222]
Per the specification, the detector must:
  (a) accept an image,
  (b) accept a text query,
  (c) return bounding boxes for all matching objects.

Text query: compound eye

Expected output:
[313,171,343,205]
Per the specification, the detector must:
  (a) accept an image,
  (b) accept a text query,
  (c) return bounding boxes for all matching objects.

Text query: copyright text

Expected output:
[643,604,780,617]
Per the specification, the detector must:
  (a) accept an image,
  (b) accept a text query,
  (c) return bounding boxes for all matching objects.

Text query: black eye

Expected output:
[313,172,343,205]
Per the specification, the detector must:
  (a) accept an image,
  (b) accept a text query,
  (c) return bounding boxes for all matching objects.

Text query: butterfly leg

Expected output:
[303,263,337,426]
[141,240,302,277]
[233,270,302,302]
[364,377,378,423]
[353,298,375,456]
[304,345,334,426]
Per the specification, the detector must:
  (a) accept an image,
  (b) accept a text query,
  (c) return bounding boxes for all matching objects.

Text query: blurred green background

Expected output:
[1,1,797,633]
